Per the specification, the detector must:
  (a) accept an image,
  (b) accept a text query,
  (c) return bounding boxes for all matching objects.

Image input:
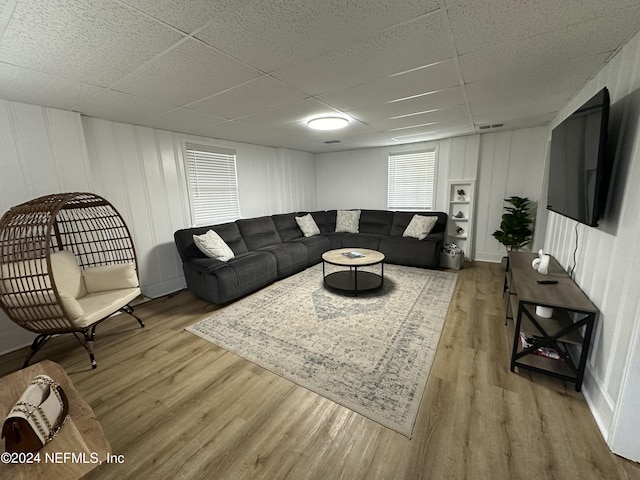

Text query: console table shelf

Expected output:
[504,251,598,391]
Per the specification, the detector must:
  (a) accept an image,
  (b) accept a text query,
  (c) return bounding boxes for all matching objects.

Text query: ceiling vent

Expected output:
[478,123,505,130]
[324,140,341,144]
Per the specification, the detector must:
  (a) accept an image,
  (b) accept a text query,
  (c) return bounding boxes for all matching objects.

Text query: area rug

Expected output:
[186,263,457,437]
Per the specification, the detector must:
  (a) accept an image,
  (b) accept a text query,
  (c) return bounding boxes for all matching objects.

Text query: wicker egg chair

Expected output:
[0,192,144,369]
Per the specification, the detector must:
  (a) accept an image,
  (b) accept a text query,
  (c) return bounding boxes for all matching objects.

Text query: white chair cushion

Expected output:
[193,230,235,261]
[83,262,139,294]
[50,250,86,298]
[74,287,141,328]
[335,209,361,233]
[403,214,438,240]
[295,213,320,237]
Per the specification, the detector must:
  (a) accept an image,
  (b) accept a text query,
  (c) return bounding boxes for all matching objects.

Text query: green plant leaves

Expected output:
[492,196,533,251]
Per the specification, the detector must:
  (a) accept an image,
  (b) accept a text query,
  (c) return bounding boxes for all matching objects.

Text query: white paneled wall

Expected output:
[0,106,316,356]
[0,100,92,355]
[475,127,550,262]
[315,136,479,213]
[543,30,640,461]
[316,131,553,263]
[82,117,317,301]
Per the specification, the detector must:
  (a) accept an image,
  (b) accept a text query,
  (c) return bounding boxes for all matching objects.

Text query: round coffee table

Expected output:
[321,248,385,295]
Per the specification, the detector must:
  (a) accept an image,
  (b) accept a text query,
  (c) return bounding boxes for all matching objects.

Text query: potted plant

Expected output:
[492,196,533,261]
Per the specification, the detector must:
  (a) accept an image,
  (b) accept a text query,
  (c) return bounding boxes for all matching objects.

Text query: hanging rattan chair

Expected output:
[0,192,144,369]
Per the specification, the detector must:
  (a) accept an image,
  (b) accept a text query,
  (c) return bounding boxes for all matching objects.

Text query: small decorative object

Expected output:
[531,249,550,275]
[2,375,69,452]
[455,226,465,235]
[535,306,554,318]
[454,211,465,218]
[456,189,466,201]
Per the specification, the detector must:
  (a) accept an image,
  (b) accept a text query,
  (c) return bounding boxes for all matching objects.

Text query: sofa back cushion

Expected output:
[310,210,336,233]
[272,213,303,241]
[174,223,248,260]
[359,210,394,235]
[391,211,447,236]
[237,216,282,250]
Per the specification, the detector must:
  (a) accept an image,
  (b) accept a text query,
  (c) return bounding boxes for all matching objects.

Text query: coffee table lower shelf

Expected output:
[324,270,383,294]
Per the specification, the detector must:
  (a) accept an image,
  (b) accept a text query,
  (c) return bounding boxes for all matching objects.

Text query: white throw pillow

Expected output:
[83,262,139,294]
[295,213,320,237]
[335,210,361,233]
[193,230,235,262]
[403,215,438,240]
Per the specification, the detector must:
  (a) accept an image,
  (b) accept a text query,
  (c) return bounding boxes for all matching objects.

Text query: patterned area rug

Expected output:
[186,263,457,437]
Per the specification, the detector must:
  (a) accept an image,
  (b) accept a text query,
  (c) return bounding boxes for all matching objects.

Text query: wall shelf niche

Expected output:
[447,179,475,260]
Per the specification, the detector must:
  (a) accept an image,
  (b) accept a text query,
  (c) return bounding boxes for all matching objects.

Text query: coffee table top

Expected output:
[322,248,385,267]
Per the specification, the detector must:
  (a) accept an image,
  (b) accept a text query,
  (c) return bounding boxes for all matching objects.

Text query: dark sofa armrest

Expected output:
[422,232,445,242]
[184,257,228,273]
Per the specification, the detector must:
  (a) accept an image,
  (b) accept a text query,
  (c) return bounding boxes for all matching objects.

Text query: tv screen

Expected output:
[547,87,611,227]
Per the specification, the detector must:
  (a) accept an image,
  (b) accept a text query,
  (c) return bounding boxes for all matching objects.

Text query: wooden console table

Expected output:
[504,252,598,391]
[0,360,110,480]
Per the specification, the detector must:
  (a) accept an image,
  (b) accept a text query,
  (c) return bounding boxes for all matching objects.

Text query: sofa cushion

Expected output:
[310,210,336,233]
[391,211,447,236]
[290,235,330,266]
[359,210,394,235]
[174,223,248,261]
[403,214,438,240]
[335,209,361,233]
[237,216,282,250]
[295,213,320,237]
[272,213,303,242]
[257,242,307,279]
[193,230,235,261]
[341,233,383,250]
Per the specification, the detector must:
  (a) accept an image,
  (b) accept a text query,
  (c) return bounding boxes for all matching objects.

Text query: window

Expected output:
[184,142,240,226]
[387,149,437,210]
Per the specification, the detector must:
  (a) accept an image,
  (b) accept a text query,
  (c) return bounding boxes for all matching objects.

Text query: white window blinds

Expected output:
[387,150,437,210]
[184,143,240,226]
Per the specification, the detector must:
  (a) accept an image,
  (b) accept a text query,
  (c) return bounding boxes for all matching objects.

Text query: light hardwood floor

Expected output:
[1,261,639,480]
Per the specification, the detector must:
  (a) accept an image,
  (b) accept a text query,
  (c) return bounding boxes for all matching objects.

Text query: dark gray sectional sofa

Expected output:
[174,209,447,304]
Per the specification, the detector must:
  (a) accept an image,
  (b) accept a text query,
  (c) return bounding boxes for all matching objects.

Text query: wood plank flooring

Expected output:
[1,261,639,480]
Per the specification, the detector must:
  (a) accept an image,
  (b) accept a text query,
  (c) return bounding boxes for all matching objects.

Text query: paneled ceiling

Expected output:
[1,0,639,153]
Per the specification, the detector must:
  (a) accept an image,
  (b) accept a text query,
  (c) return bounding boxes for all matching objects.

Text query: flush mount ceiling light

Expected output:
[307,116,349,130]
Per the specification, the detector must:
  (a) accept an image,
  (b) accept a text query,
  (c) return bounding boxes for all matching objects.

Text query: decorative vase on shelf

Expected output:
[455,226,465,235]
[456,188,466,201]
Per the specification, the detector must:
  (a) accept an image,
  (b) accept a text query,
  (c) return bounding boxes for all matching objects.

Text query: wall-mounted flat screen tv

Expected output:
[547,87,611,227]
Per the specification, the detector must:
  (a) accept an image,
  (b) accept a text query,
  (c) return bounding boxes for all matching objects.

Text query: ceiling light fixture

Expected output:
[307,116,349,130]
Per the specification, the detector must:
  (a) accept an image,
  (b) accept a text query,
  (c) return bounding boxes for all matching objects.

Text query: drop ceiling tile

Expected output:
[0,63,105,110]
[117,0,253,34]
[186,76,308,119]
[342,87,467,122]
[143,108,227,136]
[318,60,460,111]
[273,13,454,96]
[360,104,470,131]
[196,0,441,73]
[75,90,176,125]
[0,0,184,87]
[112,39,260,106]
[448,0,640,55]
[459,17,638,84]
